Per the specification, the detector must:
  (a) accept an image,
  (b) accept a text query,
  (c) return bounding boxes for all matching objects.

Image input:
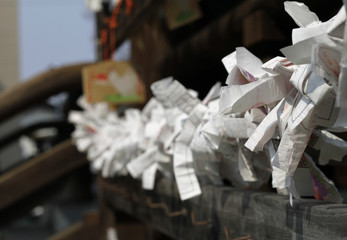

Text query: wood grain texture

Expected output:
[99,176,347,240]
[47,211,101,240]
[159,0,284,73]
[0,63,90,123]
[115,0,165,47]
[0,140,87,210]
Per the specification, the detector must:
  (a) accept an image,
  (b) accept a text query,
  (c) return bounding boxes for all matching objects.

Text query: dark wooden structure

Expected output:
[94,0,347,239]
[0,0,346,239]
[0,64,90,227]
[99,176,347,240]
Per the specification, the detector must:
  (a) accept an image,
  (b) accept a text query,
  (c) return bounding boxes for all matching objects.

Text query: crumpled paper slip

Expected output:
[327,6,346,39]
[141,98,162,122]
[68,1,347,204]
[140,98,177,152]
[69,97,145,178]
[204,114,258,141]
[338,64,347,109]
[202,82,221,105]
[219,74,293,115]
[204,64,274,186]
[270,78,335,190]
[290,6,346,44]
[281,1,345,66]
[244,98,284,153]
[127,97,177,180]
[216,141,247,188]
[221,116,258,139]
[287,4,345,44]
[305,153,343,203]
[310,130,347,165]
[125,109,144,141]
[190,123,222,185]
[201,115,268,185]
[113,141,139,176]
[69,112,94,152]
[160,108,187,153]
[173,104,206,200]
[151,78,201,114]
[245,88,298,153]
[93,116,142,177]
[127,146,158,179]
[284,1,319,28]
[288,64,310,95]
[288,64,342,130]
[173,142,201,200]
[272,95,314,177]
[337,11,347,108]
[312,43,341,92]
[126,96,178,182]
[150,77,176,109]
[238,137,273,184]
[242,2,346,199]
[327,108,347,132]
[261,57,296,79]
[237,139,257,182]
[292,22,331,44]
[281,33,337,65]
[144,111,166,146]
[142,162,158,190]
[151,78,206,200]
[219,48,295,116]
[249,108,267,123]
[222,47,268,85]
[101,139,138,178]
[200,117,221,150]
[268,140,286,190]
[192,96,224,184]
[69,99,112,161]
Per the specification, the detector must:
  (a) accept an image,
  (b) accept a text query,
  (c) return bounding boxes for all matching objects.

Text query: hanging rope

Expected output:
[125,0,134,15]
[101,27,109,60]
[101,0,134,60]
[109,0,123,57]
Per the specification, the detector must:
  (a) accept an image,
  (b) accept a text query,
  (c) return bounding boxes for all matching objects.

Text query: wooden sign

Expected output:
[163,0,202,30]
[82,61,145,104]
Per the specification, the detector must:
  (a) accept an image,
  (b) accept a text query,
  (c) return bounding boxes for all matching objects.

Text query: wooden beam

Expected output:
[159,0,280,72]
[115,0,165,47]
[0,173,78,227]
[0,120,70,150]
[242,10,285,47]
[0,63,90,123]
[48,222,85,240]
[47,211,100,240]
[0,140,87,210]
[155,0,288,97]
[99,176,347,240]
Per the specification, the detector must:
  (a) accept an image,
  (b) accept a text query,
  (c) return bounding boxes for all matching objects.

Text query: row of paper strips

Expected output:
[69,1,347,203]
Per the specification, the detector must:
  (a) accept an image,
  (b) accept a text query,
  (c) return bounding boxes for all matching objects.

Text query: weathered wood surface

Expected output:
[97,0,165,60]
[115,0,165,48]
[47,211,101,240]
[0,63,89,123]
[0,120,69,150]
[159,0,284,71]
[99,176,347,240]
[0,140,87,210]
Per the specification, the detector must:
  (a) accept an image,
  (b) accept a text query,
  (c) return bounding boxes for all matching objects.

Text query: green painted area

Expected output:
[105,94,144,103]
